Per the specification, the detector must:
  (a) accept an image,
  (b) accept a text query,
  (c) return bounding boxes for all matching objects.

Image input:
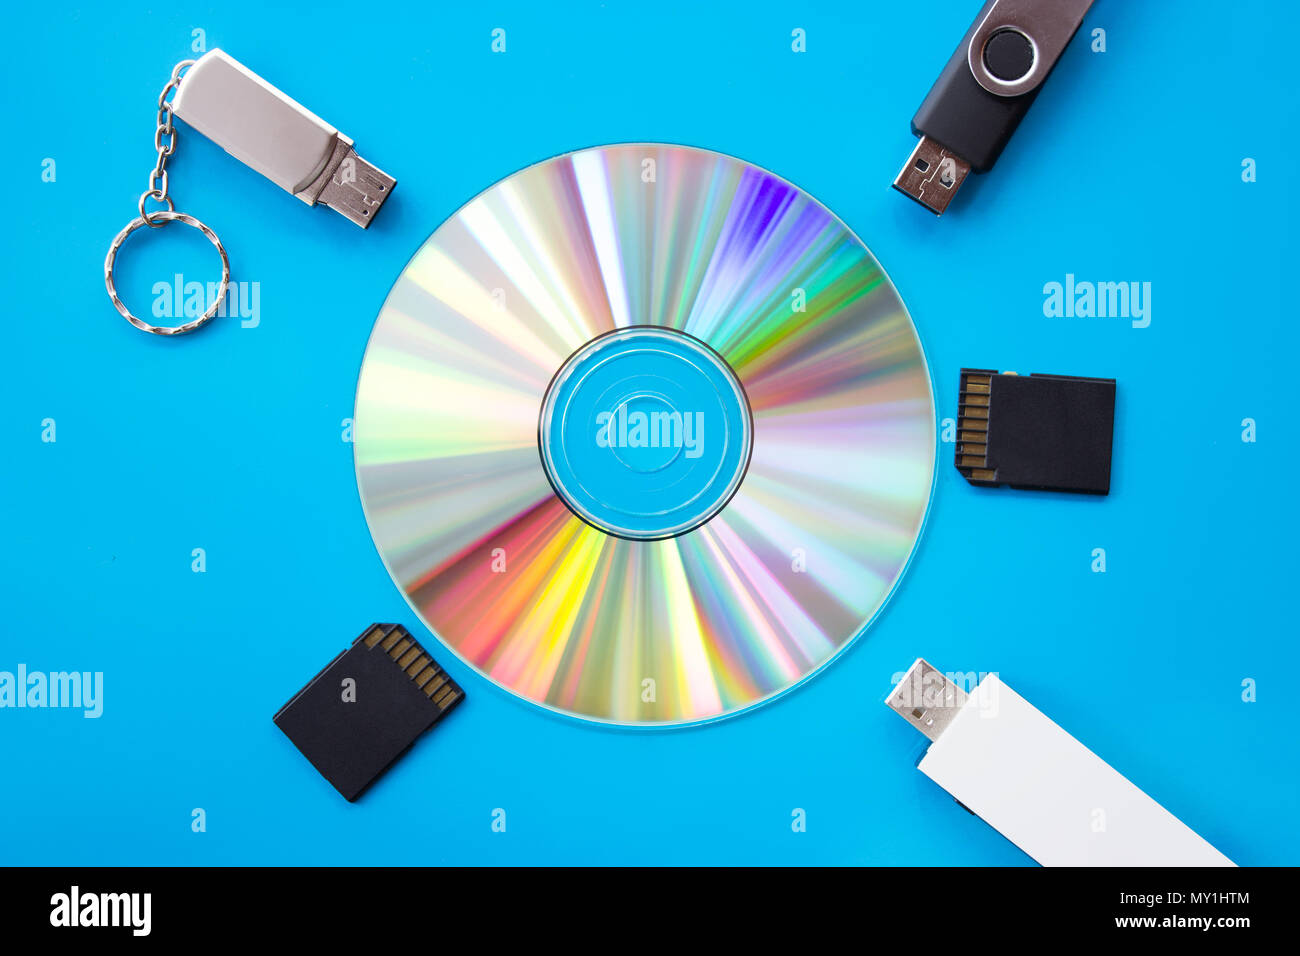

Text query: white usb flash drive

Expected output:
[887,659,1234,866]
[169,49,395,227]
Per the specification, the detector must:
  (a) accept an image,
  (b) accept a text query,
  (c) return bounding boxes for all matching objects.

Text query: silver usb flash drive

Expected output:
[170,49,395,227]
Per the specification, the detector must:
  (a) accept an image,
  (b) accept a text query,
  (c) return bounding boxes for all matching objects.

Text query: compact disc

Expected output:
[354,144,935,725]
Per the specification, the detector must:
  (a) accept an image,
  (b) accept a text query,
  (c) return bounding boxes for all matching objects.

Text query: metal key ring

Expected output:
[103,211,230,336]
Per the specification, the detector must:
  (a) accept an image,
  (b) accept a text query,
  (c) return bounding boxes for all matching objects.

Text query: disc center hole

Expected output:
[605,394,688,473]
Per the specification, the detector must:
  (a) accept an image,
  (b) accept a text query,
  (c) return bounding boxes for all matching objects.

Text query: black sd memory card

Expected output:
[274,623,464,801]
[955,369,1116,495]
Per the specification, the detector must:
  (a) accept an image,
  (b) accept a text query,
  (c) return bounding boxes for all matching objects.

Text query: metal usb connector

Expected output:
[892,138,971,216]
[303,141,396,228]
[885,657,967,742]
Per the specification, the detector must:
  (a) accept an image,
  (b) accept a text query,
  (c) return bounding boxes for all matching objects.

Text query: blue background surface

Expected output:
[3,1,1296,865]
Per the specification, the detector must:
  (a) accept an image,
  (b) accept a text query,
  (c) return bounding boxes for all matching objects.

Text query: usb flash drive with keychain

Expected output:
[894,0,1093,214]
[887,660,1235,866]
[105,49,396,336]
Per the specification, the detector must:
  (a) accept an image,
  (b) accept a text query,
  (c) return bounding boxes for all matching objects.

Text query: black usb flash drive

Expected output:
[893,0,1094,214]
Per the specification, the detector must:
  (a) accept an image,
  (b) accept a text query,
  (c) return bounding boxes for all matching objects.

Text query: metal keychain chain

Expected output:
[104,59,230,336]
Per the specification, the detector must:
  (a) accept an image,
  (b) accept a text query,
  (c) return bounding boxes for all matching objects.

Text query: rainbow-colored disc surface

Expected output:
[354,144,935,725]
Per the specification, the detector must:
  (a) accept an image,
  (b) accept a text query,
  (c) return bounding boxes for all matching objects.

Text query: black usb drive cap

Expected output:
[274,623,464,801]
[955,368,1115,495]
